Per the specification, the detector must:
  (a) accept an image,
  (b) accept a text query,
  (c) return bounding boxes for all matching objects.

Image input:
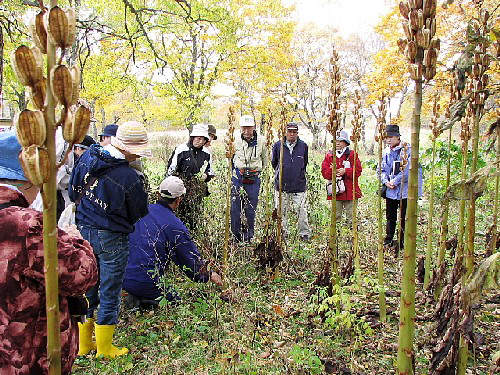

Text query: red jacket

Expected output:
[321,148,362,201]
[0,186,98,375]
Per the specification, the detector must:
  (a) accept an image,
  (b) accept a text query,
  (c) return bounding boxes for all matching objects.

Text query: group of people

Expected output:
[0,114,422,373]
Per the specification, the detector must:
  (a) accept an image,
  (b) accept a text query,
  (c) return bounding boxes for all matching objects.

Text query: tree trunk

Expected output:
[397,77,422,375]
[423,138,436,289]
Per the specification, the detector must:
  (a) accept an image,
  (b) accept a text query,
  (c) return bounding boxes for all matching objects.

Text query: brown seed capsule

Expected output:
[430,38,440,51]
[15,110,46,147]
[47,6,76,50]
[472,64,480,79]
[408,40,417,62]
[482,54,490,69]
[417,9,424,29]
[63,105,91,144]
[69,66,81,107]
[28,77,47,111]
[398,39,408,54]
[408,0,416,9]
[415,0,423,9]
[50,65,73,107]
[410,10,419,30]
[402,21,412,40]
[31,11,48,54]
[422,28,431,48]
[480,9,489,25]
[10,46,44,87]
[399,1,410,19]
[482,74,489,87]
[429,0,436,17]
[19,145,50,186]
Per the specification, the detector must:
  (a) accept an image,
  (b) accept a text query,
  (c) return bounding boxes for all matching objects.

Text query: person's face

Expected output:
[172,195,183,210]
[241,126,254,141]
[386,136,401,148]
[121,149,140,162]
[5,179,40,204]
[286,129,298,143]
[192,136,207,148]
[336,140,347,150]
[73,146,86,158]
[99,136,111,146]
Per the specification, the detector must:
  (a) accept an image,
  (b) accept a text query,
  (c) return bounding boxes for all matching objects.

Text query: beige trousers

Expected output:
[275,191,312,237]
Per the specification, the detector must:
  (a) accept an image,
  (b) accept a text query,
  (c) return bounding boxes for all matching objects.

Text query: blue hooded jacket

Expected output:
[271,138,308,193]
[123,203,209,299]
[68,144,148,233]
[379,144,423,200]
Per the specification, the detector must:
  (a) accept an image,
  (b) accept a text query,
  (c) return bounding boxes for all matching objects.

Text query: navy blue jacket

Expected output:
[68,144,148,233]
[271,138,308,193]
[123,203,209,299]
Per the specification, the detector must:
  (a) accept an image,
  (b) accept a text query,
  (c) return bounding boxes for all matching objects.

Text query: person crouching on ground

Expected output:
[123,176,223,309]
[0,131,98,374]
[321,129,362,228]
[271,122,312,242]
[69,121,151,358]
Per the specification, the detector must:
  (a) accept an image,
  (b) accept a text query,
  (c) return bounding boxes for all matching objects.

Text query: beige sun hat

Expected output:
[159,176,186,198]
[111,121,152,157]
[190,123,209,139]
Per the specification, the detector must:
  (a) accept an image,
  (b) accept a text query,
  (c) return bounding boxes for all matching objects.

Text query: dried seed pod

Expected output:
[429,0,437,17]
[398,39,408,54]
[10,46,44,87]
[69,66,81,107]
[410,10,419,30]
[474,53,481,65]
[399,1,410,19]
[482,54,490,69]
[416,30,425,47]
[480,9,489,25]
[409,63,422,81]
[28,77,47,111]
[422,28,431,48]
[63,105,91,144]
[408,40,417,62]
[430,38,440,51]
[47,6,76,50]
[430,19,436,37]
[417,9,424,29]
[424,66,436,81]
[402,21,412,40]
[31,11,48,54]
[423,0,432,17]
[472,64,480,79]
[15,110,46,147]
[50,65,73,106]
[482,74,489,87]
[415,0,423,9]
[19,145,50,186]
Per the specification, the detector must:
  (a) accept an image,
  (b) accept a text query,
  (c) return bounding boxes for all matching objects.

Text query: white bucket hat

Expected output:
[111,121,152,157]
[190,124,209,139]
[159,176,186,198]
[239,115,255,128]
[336,129,350,145]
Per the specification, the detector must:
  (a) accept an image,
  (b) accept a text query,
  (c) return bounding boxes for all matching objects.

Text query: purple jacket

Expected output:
[271,138,308,193]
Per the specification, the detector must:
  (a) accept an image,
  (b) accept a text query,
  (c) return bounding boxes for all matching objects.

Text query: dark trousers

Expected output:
[385,198,407,248]
[230,174,261,242]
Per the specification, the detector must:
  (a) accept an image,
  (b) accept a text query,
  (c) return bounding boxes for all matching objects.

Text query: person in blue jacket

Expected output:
[69,121,151,358]
[271,122,312,241]
[123,176,223,309]
[380,124,423,251]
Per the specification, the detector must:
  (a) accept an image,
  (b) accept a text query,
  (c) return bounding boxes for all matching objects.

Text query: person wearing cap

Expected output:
[122,176,223,309]
[73,135,97,161]
[230,115,268,243]
[69,121,151,358]
[380,124,423,251]
[206,124,217,147]
[99,124,118,146]
[0,131,98,374]
[321,129,362,226]
[167,123,215,231]
[271,122,312,241]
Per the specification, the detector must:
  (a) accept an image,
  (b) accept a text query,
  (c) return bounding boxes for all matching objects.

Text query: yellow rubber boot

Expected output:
[77,318,96,356]
[94,324,129,358]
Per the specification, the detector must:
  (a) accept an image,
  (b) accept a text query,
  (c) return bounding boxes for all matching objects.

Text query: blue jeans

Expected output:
[78,226,129,325]
[230,170,261,242]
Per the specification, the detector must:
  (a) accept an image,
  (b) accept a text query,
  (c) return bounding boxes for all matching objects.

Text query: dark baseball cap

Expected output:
[287,122,299,131]
[99,124,118,137]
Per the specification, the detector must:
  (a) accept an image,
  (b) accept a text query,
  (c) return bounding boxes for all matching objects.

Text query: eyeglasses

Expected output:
[11,181,33,191]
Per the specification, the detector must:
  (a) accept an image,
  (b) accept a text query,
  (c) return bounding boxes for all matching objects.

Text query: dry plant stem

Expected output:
[423,137,437,289]
[377,130,386,322]
[490,125,499,255]
[43,1,62,374]
[397,144,407,256]
[224,157,231,267]
[329,141,339,285]
[397,75,422,375]
[277,117,285,248]
[352,139,359,273]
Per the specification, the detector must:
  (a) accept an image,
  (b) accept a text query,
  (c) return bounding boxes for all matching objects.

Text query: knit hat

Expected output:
[336,130,350,145]
[111,121,152,157]
[190,124,209,140]
[99,124,118,137]
[208,124,217,140]
[239,115,255,128]
[159,176,186,198]
[386,124,401,137]
[74,135,96,149]
[0,131,27,181]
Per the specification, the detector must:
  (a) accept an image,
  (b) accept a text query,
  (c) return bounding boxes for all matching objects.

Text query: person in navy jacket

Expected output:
[271,122,312,241]
[123,176,223,308]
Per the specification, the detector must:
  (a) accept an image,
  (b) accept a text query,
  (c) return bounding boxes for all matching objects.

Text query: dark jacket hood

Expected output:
[88,144,129,177]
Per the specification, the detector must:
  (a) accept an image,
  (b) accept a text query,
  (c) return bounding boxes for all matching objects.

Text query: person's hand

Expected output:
[62,224,83,239]
[386,181,396,189]
[336,168,345,176]
[210,271,223,287]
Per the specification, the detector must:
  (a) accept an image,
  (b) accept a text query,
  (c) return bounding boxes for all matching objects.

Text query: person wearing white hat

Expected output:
[123,176,222,309]
[230,115,268,243]
[166,123,215,231]
[68,120,151,358]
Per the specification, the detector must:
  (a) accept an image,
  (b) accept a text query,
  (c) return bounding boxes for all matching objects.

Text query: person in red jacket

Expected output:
[321,130,362,226]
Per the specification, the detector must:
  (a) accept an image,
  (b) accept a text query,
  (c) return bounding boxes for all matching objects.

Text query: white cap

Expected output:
[239,115,255,127]
[159,176,186,198]
[190,124,209,139]
[336,129,350,145]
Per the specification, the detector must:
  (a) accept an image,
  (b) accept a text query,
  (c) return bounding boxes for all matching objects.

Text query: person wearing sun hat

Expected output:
[123,176,223,310]
[69,120,150,359]
[0,131,98,374]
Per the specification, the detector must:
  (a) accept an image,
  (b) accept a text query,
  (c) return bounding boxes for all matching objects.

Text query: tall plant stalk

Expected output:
[351,90,362,275]
[396,0,439,372]
[424,94,440,289]
[376,96,387,322]
[326,47,342,285]
[224,107,236,268]
[489,121,499,255]
[276,106,286,248]
[396,142,409,257]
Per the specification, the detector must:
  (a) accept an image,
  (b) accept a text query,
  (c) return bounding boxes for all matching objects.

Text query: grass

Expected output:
[72,138,499,374]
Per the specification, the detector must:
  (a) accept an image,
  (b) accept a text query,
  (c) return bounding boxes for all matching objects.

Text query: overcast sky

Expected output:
[289,0,392,38]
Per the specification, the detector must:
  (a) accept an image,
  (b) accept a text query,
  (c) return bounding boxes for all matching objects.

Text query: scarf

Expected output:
[336,147,347,158]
